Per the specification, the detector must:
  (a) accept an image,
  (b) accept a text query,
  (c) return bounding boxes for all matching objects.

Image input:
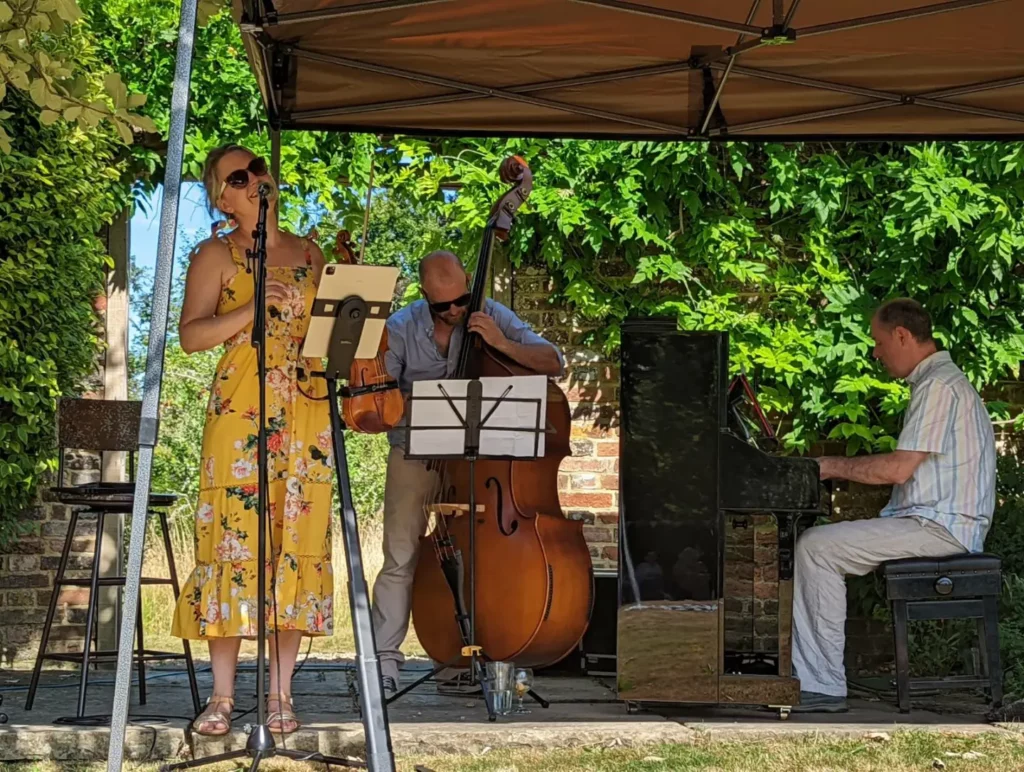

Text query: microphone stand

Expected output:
[243,184,276,757]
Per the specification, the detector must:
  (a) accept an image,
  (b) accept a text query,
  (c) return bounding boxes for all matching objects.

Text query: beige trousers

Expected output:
[792,515,966,697]
[371,446,438,682]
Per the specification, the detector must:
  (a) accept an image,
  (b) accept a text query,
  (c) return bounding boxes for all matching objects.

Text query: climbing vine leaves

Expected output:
[397,138,1024,454]
[0,0,156,151]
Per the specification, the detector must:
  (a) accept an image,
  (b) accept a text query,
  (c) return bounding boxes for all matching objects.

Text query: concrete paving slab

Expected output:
[0,660,1011,763]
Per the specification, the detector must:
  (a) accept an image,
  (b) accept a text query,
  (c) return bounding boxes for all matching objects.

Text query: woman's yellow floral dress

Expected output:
[171,236,334,640]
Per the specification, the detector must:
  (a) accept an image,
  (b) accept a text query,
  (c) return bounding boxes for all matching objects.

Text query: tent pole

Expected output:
[105,0,199,767]
[271,127,281,180]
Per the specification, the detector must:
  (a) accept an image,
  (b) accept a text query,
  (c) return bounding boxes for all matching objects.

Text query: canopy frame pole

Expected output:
[570,0,764,35]
[783,0,802,29]
[242,0,450,30]
[700,0,763,136]
[106,0,199,768]
[799,0,1006,37]
[708,70,1024,135]
[289,60,699,122]
[287,46,690,134]
[271,127,281,180]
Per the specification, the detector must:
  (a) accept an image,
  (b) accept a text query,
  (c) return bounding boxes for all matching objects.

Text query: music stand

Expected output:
[393,375,551,720]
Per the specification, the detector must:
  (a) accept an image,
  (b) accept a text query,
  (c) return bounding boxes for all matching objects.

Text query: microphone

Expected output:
[257,181,274,198]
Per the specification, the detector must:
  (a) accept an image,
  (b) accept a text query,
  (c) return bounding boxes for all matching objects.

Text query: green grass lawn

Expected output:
[1,731,1022,771]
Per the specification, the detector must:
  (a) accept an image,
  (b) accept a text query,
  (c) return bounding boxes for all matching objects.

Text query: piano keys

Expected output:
[617,318,827,709]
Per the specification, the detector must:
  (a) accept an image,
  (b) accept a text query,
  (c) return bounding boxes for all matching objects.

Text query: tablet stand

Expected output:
[391,378,551,720]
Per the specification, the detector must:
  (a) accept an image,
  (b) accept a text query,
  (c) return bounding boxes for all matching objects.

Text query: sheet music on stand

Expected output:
[404,375,548,460]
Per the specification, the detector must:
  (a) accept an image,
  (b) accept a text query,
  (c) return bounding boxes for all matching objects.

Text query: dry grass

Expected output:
[2,731,1024,771]
[140,518,426,661]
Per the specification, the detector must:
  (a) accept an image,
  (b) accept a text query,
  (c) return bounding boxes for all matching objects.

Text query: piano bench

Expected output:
[882,553,1003,714]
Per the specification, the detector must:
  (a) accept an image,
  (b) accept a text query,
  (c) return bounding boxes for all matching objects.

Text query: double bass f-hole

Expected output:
[486,477,518,537]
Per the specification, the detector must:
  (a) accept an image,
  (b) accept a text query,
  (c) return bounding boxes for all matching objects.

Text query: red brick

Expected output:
[583,425,618,440]
[570,474,599,489]
[582,526,613,543]
[601,546,619,562]
[558,474,570,491]
[560,458,613,473]
[9,555,39,572]
[596,513,619,525]
[566,511,595,524]
[569,439,594,456]
[564,386,608,402]
[560,492,614,508]
[600,475,619,489]
[0,574,48,589]
[4,590,37,607]
[596,442,619,457]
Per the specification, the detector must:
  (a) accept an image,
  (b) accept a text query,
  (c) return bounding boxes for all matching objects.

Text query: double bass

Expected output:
[410,156,594,668]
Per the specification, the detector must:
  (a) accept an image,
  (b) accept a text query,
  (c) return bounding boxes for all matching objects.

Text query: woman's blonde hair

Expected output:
[201,143,251,216]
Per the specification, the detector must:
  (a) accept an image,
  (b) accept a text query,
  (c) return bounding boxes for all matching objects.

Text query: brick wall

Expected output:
[512,266,621,569]
[0,459,102,665]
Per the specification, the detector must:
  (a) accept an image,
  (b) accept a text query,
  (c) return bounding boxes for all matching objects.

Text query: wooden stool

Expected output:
[882,553,1002,713]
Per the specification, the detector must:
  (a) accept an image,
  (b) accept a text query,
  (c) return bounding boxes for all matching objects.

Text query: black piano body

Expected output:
[618,318,826,709]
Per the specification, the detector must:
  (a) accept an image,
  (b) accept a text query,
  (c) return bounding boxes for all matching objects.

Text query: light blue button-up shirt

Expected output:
[383,298,565,448]
[880,350,996,552]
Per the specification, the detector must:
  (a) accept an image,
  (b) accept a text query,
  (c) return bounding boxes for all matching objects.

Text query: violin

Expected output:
[410,156,594,669]
[331,229,405,434]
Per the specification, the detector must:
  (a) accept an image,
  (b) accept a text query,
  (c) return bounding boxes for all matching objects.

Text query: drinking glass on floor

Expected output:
[513,668,533,714]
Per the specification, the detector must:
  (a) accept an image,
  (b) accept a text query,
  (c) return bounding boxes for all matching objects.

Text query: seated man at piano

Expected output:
[374,250,565,695]
[793,298,996,712]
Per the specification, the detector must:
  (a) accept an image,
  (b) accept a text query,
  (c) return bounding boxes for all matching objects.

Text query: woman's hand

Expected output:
[265,277,290,304]
[242,277,292,321]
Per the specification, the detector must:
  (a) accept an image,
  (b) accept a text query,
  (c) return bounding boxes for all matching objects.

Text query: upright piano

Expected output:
[617,318,827,711]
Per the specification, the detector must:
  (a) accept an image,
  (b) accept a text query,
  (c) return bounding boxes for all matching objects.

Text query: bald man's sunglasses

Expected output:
[428,293,472,313]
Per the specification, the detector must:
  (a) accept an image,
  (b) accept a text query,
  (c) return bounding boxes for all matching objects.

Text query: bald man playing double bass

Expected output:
[373,250,565,695]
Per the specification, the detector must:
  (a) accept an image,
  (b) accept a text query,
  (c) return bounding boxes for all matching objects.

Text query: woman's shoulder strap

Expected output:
[217,233,246,268]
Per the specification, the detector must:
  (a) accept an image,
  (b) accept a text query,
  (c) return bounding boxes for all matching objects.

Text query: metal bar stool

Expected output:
[25,398,201,719]
[882,553,1003,713]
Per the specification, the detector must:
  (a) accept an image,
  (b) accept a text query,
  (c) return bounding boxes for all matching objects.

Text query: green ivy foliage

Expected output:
[0,88,131,535]
[397,138,1024,454]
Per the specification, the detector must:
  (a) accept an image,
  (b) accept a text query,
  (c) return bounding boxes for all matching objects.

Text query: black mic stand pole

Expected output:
[244,183,275,757]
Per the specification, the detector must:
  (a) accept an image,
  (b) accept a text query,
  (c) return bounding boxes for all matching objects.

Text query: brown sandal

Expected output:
[192,695,234,736]
[267,693,300,734]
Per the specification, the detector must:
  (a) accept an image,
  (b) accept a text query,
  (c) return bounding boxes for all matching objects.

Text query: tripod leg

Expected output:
[386,656,461,705]
[158,749,248,772]
[327,379,395,772]
[277,748,365,769]
[527,689,550,709]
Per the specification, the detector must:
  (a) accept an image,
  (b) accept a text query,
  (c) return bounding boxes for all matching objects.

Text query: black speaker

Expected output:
[540,569,618,676]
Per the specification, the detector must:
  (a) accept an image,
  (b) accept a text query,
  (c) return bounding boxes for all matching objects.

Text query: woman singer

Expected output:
[170,144,333,736]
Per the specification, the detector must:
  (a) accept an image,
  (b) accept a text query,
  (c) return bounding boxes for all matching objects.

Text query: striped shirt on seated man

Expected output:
[791,298,996,714]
